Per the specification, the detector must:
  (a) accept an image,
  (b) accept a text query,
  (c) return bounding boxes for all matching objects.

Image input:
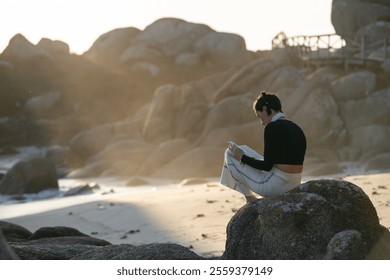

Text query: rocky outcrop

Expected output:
[0,221,203,260]
[331,0,390,36]
[1,34,49,60]
[331,0,390,70]
[222,179,389,260]
[6,225,112,260]
[24,91,62,116]
[0,6,389,180]
[84,18,249,68]
[0,231,19,260]
[0,157,58,195]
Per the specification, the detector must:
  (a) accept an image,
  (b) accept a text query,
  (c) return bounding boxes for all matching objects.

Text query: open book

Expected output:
[227,141,263,160]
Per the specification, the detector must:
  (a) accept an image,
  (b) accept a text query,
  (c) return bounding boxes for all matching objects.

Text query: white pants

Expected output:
[220,147,302,197]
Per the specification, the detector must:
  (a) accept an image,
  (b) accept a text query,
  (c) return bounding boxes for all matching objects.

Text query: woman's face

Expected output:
[256,108,272,126]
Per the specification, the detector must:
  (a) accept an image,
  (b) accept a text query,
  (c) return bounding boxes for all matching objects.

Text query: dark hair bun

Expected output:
[254,91,282,115]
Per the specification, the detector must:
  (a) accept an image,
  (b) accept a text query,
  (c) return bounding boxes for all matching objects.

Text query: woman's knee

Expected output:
[224,148,233,159]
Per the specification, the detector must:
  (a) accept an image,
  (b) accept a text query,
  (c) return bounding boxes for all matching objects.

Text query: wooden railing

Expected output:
[271,32,390,69]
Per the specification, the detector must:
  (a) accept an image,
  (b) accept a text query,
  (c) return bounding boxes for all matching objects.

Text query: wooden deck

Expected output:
[271,32,390,69]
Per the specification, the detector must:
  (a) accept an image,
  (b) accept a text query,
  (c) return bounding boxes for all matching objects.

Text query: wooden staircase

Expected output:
[271,32,390,70]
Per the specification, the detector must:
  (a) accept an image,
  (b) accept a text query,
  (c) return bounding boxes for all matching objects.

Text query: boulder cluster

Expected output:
[0,1,389,184]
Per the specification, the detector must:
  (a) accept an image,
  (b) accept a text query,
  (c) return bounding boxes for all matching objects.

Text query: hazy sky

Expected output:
[1,0,335,54]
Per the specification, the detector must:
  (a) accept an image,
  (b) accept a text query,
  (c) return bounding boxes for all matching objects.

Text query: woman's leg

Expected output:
[220,148,259,199]
[221,148,292,198]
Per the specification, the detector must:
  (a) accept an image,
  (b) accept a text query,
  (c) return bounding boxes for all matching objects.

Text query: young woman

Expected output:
[220,91,307,203]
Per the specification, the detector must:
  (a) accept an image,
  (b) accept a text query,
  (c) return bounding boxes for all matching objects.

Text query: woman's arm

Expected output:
[241,154,273,171]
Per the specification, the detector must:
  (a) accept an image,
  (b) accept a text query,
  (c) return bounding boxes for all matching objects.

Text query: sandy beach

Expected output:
[1,171,389,258]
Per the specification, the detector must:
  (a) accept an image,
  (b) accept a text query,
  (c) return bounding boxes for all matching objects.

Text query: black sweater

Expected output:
[241,119,306,171]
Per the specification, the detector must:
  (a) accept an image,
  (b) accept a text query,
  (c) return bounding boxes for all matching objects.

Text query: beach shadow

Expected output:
[0,186,231,257]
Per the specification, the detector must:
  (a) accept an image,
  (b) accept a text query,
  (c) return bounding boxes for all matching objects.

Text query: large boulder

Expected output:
[197,95,255,145]
[349,125,390,160]
[83,27,140,64]
[331,71,377,101]
[282,67,339,117]
[137,18,212,57]
[0,157,58,195]
[257,66,306,93]
[212,58,277,103]
[339,88,390,130]
[37,38,69,55]
[292,87,345,148]
[0,221,33,242]
[175,103,209,140]
[24,91,62,116]
[142,84,181,143]
[1,34,49,60]
[69,140,154,177]
[331,0,390,36]
[200,121,263,151]
[365,152,390,171]
[0,231,19,260]
[11,236,111,260]
[68,121,143,166]
[120,45,162,64]
[223,179,388,259]
[194,31,250,66]
[356,21,390,45]
[86,140,154,164]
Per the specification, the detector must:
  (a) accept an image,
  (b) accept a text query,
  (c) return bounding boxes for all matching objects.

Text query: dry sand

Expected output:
[341,172,390,230]
[0,172,389,258]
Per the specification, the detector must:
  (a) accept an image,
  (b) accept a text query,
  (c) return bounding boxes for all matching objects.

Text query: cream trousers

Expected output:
[220,147,302,197]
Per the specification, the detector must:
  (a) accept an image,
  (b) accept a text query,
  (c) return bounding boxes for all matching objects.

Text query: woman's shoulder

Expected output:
[267,119,302,131]
[267,119,291,127]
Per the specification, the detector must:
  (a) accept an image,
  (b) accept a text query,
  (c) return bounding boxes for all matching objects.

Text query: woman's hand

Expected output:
[232,146,244,161]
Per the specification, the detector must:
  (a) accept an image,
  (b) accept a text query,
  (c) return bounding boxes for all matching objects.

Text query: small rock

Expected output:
[101,189,115,195]
[97,204,105,210]
[127,229,140,234]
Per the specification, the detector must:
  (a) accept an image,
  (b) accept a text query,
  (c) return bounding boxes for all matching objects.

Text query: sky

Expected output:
[1,0,335,55]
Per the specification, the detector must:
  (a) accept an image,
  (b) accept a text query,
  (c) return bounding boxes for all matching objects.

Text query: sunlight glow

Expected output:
[1,0,334,54]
